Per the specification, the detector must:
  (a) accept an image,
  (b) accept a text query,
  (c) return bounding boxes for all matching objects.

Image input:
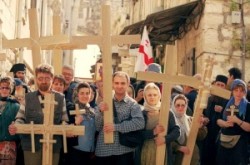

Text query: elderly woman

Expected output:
[0,77,20,165]
[217,79,250,165]
[171,94,207,165]
[140,83,180,165]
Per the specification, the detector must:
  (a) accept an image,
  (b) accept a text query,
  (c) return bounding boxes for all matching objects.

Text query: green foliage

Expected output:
[230,0,239,11]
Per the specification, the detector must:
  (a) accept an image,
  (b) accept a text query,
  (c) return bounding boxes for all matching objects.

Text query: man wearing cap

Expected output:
[133,63,162,106]
[10,63,27,83]
[201,74,229,165]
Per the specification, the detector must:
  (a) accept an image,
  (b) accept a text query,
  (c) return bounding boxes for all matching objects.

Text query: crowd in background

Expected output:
[1,62,250,165]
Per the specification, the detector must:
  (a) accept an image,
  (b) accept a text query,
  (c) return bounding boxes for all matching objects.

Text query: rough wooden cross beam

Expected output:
[136,50,231,165]
[14,93,84,165]
[136,44,178,165]
[181,57,230,165]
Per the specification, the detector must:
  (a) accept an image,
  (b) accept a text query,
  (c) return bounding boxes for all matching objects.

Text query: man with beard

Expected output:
[9,64,69,165]
[201,75,229,165]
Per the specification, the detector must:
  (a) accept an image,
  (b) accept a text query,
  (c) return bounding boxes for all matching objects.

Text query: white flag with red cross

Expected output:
[134,26,154,72]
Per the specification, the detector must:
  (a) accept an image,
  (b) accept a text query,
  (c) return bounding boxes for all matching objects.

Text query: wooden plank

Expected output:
[52,15,63,75]
[29,8,42,69]
[137,72,202,88]
[210,85,231,98]
[156,44,176,165]
[2,38,32,48]
[102,4,114,143]
[111,35,140,44]
[0,53,6,61]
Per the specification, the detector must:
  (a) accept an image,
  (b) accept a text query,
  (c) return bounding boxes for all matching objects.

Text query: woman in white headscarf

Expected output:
[140,83,180,165]
[171,94,207,165]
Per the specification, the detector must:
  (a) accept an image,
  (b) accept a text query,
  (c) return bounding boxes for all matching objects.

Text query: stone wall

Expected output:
[177,0,250,81]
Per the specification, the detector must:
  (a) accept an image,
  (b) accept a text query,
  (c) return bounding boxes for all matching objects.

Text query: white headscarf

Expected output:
[171,94,190,145]
[143,83,161,112]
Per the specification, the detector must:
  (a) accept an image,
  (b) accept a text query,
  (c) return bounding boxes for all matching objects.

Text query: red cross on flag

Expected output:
[134,26,154,72]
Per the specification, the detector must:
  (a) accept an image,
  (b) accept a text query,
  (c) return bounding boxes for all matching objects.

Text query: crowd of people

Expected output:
[1,62,250,165]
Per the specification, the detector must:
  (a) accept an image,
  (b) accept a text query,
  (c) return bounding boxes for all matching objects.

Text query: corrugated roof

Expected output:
[120,0,205,46]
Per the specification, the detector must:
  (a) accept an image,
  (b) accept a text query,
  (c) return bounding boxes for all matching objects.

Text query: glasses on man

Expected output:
[175,104,185,108]
[37,77,51,82]
[0,87,10,90]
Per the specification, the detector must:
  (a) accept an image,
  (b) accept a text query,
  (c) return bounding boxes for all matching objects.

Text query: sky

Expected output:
[73,45,100,78]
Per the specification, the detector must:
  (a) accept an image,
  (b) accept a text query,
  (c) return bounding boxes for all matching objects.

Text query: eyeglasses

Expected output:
[37,77,51,82]
[0,87,10,90]
[175,104,185,108]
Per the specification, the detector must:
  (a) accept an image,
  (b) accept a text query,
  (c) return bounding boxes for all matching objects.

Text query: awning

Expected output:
[120,0,205,46]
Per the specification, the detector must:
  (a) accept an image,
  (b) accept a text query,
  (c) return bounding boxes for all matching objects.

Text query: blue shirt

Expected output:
[95,95,145,157]
[73,113,96,152]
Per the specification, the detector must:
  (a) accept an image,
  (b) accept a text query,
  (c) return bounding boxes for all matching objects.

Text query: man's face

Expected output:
[112,75,129,96]
[36,73,53,92]
[62,68,73,85]
[15,71,25,80]
[215,81,226,89]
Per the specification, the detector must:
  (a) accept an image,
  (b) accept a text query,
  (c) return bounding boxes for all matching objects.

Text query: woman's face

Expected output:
[0,82,11,97]
[52,79,65,93]
[144,88,160,106]
[78,87,91,104]
[174,99,186,116]
[232,86,246,102]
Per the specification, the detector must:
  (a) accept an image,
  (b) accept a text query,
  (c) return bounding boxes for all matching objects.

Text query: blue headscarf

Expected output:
[223,79,248,119]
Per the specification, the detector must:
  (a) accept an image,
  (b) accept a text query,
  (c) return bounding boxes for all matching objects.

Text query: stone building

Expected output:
[121,0,250,81]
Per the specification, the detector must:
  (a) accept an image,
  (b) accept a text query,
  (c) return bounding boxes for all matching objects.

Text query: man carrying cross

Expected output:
[95,71,145,165]
[8,64,69,165]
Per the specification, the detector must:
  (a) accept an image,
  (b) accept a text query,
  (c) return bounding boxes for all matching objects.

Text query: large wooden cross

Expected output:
[181,57,230,165]
[14,93,85,165]
[2,9,70,71]
[4,2,140,144]
[64,1,140,143]
[136,47,231,165]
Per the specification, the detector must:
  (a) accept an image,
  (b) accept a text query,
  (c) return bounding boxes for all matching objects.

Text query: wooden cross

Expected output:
[181,57,230,165]
[14,93,85,165]
[136,48,231,165]
[226,105,239,116]
[4,3,139,144]
[65,1,140,143]
[2,8,70,71]
[69,104,86,116]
